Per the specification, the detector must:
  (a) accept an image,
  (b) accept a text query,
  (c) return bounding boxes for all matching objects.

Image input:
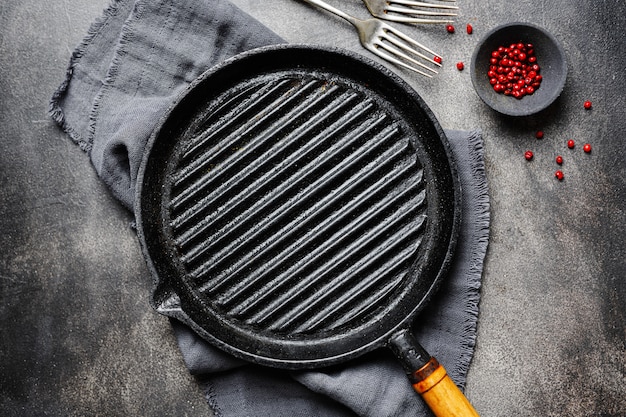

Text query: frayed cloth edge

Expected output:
[48,0,124,153]
[455,130,491,390]
[199,378,224,417]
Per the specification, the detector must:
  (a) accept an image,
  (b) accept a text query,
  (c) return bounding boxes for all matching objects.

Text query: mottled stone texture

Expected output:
[1,0,624,416]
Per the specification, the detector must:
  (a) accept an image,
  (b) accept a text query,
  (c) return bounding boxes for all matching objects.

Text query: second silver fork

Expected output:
[361,0,458,24]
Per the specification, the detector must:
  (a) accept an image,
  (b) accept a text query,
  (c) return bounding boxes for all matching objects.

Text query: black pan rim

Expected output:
[135,43,461,369]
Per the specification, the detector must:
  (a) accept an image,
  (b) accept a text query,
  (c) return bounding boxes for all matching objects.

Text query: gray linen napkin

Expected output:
[49,1,490,415]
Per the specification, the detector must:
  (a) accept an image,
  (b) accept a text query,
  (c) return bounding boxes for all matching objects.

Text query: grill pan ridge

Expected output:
[137,45,461,368]
[167,73,428,337]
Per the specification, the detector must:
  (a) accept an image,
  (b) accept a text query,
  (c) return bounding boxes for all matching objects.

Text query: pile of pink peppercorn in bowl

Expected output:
[470,22,567,117]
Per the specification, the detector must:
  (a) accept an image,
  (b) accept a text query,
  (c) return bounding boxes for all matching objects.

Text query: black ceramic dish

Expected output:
[471,22,568,116]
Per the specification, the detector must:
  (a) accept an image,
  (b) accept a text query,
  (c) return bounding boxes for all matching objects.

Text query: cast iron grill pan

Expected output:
[137,45,477,415]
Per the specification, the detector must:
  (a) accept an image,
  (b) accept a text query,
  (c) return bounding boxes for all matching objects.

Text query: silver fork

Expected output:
[361,0,458,24]
[300,0,441,77]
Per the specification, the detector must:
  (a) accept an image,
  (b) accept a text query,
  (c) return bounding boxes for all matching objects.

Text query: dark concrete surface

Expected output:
[1,0,624,416]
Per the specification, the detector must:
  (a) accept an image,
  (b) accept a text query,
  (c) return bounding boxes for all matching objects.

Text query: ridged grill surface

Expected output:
[165,73,427,337]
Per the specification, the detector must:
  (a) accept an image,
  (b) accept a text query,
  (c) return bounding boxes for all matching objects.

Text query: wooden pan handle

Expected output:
[388,329,480,417]
[412,357,479,417]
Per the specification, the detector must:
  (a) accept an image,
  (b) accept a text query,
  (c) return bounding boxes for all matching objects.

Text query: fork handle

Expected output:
[300,0,362,26]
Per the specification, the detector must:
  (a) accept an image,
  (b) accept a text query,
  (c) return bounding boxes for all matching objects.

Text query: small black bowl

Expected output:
[470,22,567,117]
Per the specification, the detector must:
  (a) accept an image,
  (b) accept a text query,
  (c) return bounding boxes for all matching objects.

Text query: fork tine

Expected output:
[383,24,439,60]
[384,0,458,24]
[377,15,455,24]
[381,36,437,70]
[376,41,437,76]
[389,1,458,11]
[392,0,456,5]
[369,24,442,76]
[387,6,457,16]
[383,3,457,24]
[369,47,434,77]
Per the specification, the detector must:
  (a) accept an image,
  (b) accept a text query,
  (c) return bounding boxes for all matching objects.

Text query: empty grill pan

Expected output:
[136,44,478,416]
